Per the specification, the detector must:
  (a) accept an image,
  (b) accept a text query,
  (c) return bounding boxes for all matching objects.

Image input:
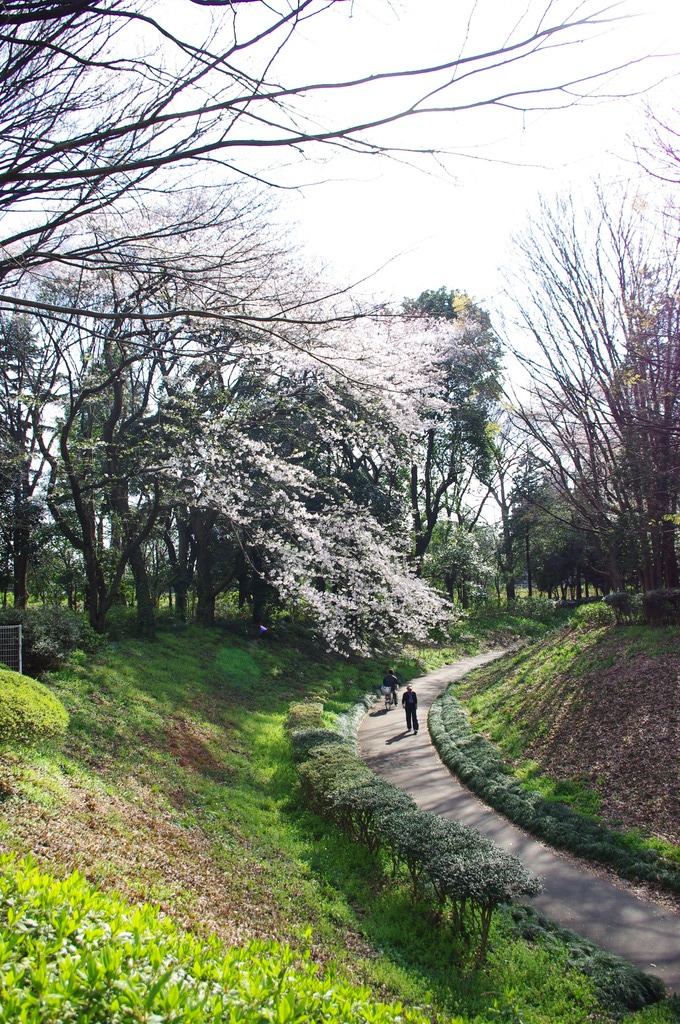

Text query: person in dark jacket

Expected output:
[401,684,418,733]
[383,669,399,705]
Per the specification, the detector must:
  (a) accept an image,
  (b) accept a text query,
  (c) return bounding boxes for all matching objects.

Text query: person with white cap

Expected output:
[401,684,418,734]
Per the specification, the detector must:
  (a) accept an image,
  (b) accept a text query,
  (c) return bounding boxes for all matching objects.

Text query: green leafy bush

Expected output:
[329,777,402,854]
[506,597,560,623]
[0,668,69,747]
[416,814,540,959]
[0,854,432,1024]
[509,905,665,1015]
[289,727,346,763]
[377,805,439,892]
[641,588,680,626]
[295,742,370,815]
[286,701,324,731]
[572,602,615,630]
[0,607,102,673]
[603,591,634,624]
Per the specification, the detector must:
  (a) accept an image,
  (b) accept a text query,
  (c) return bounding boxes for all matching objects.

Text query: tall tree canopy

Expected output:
[506,187,680,592]
[402,288,502,564]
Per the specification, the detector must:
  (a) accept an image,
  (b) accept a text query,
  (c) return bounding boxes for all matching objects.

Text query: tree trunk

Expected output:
[497,471,515,601]
[164,514,192,622]
[604,547,623,592]
[129,545,155,638]
[525,529,532,598]
[191,507,217,627]
[662,522,679,587]
[12,527,30,608]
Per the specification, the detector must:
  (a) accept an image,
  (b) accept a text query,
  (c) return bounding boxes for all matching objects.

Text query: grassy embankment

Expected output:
[445,621,680,872]
[0,611,678,1023]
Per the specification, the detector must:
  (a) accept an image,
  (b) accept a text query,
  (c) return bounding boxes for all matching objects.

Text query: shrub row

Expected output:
[641,588,680,626]
[288,704,540,962]
[0,853,433,1024]
[289,699,666,1014]
[604,588,680,626]
[429,690,680,895]
[0,668,69,748]
[508,905,665,1014]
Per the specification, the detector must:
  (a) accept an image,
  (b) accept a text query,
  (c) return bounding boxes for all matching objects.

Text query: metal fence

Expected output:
[0,625,22,674]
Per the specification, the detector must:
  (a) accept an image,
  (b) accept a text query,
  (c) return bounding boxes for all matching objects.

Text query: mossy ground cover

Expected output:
[453,623,680,865]
[0,617,678,1022]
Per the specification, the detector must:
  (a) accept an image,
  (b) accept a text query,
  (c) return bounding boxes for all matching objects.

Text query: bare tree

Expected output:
[505,186,680,591]
[0,0,629,318]
[636,101,680,187]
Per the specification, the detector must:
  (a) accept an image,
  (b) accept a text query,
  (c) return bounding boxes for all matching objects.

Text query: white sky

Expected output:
[272,0,680,318]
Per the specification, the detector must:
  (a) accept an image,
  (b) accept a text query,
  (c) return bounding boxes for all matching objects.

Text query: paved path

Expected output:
[358,652,680,993]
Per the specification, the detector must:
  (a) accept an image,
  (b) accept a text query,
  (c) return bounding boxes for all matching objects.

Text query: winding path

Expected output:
[358,651,680,993]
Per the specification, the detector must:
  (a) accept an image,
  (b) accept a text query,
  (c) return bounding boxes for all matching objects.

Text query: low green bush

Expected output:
[419,815,540,959]
[295,742,370,816]
[0,668,69,747]
[286,701,324,731]
[641,588,680,627]
[429,689,680,896]
[377,805,438,892]
[289,727,346,763]
[603,591,634,624]
[509,905,666,1015]
[572,602,615,630]
[0,606,102,673]
[505,597,560,623]
[330,777,402,854]
[0,854,432,1024]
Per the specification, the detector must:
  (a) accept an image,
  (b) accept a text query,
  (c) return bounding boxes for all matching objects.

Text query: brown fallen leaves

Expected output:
[466,628,680,847]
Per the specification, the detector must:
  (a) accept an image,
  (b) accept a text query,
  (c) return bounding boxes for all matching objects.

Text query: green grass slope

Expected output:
[0,620,677,1023]
[447,622,680,873]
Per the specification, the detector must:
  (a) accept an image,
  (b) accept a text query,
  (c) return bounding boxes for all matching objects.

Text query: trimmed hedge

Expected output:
[641,588,680,626]
[289,717,539,962]
[289,727,347,763]
[428,689,680,895]
[286,701,324,732]
[603,591,633,624]
[0,668,69,747]
[287,696,665,1009]
[602,588,680,626]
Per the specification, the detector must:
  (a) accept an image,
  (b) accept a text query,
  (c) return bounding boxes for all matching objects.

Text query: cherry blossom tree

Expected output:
[173,409,448,654]
[20,200,458,647]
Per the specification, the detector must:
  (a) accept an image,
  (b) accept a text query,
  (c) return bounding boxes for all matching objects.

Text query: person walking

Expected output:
[383,669,399,705]
[401,684,418,733]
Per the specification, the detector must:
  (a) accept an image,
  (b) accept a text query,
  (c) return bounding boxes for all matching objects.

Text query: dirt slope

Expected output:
[458,625,680,845]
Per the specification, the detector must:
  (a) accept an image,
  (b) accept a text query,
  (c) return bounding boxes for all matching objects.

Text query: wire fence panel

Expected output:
[0,625,22,674]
